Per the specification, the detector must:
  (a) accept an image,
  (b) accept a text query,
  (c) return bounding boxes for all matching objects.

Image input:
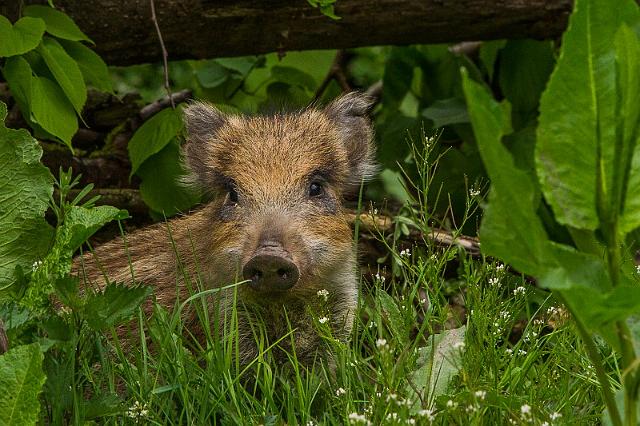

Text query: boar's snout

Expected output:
[243,242,299,292]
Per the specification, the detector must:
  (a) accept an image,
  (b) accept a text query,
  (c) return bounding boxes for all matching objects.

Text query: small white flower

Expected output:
[541,422,549,426]
[317,289,329,301]
[505,348,513,355]
[386,413,399,421]
[518,349,527,356]
[513,286,527,296]
[465,404,478,413]
[375,392,382,398]
[418,409,436,421]
[521,404,532,415]
[469,188,481,197]
[489,277,500,286]
[368,320,376,329]
[374,272,386,283]
[336,387,347,396]
[31,260,42,272]
[399,248,411,258]
[406,419,416,425]
[376,338,388,350]
[474,390,486,400]
[500,311,510,320]
[306,421,316,426]
[636,264,640,274]
[318,316,329,324]
[496,263,505,271]
[550,412,562,420]
[386,393,398,402]
[420,298,427,304]
[348,412,370,424]
[446,400,456,408]
[127,400,149,420]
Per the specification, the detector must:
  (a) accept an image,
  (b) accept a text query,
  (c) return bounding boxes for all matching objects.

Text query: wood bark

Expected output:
[1,0,575,66]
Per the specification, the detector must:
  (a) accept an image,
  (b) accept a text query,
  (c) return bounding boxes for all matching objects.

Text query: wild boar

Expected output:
[75,92,377,365]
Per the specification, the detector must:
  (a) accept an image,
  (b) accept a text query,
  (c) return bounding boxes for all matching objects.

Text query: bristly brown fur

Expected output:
[74,92,377,364]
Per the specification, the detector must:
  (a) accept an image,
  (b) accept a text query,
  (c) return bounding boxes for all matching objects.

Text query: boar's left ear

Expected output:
[181,101,227,190]
[324,92,378,186]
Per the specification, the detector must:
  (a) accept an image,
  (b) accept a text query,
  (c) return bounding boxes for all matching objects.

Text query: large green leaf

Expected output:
[461,71,548,275]
[536,0,640,230]
[616,26,640,234]
[1,57,34,120]
[128,107,184,177]
[58,40,112,93]
[0,102,54,292]
[30,76,78,148]
[0,343,46,425]
[38,37,87,116]
[421,97,469,128]
[24,5,91,42]
[0,16,45,57]
[84,284,153,330]
[137,140,200,217]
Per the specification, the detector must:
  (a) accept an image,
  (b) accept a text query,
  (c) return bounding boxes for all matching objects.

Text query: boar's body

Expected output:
[75,93,376,365]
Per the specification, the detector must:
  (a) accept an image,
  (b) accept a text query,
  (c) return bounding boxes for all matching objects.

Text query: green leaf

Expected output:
[377,290,407,345]
[409,326,465,409]
[0,102,54,292]
[24,5,91,42]
[270,66,316,91]
[0,343,46,425]
[0,16,45,57]
[53,276,82,311]
[195,60,229,88]
[128,107,184,177]
[38,37,87,116]
[615,26,640,235]
[30,76,78,148]
[498,40,555,114]
[83,284,153,330]
[421,97,469,128]
[536,0,640,230]
[58,39,112,93]
[64,205,128,252]
[478,40,506,81]
[462,70,548,275]
[138,140,200,217]
[2,57,34,119]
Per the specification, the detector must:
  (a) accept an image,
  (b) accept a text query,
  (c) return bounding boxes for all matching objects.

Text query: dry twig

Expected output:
[150,0,174,108]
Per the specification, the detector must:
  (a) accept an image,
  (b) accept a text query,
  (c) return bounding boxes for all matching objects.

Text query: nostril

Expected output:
[277,268,288,279]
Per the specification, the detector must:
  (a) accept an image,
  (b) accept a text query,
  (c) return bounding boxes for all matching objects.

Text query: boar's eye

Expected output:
[309,181,324,197]
[227,187,239,203]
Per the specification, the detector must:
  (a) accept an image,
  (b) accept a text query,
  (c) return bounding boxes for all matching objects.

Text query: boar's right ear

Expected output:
[181,101,227,190]
[324,92,378,187]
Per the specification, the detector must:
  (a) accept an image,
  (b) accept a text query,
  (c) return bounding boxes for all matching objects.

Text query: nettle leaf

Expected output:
[0,16,45,57]
[461,71,548,275]
[410,325,465,409]
[84,284,153,330]
[138,140,200,217]
[64,205,128,252]
[38,37,87,116]
[536,0,640,230]
[0,343,46,425]
[0,102,54,292]
[24,5,91,42]
[195,60,229,88]
[57,39,112,93]
[128,107,184,177]
[30,76,78,148]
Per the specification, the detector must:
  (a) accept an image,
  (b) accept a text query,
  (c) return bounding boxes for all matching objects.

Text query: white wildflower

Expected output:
[513,286,527,296]
[336,387,347,396]
[446,400,456,408]
[496,263,505,271]
[418,408,436,421]
[368,320,376,329]
[127,400,149,421]
[348,412,370,425]
[31,260,42,272]
[318,316,329,324]
[474,390,486,400]
[500,311,510,320]
[376,338,388,350]
[541,423,549,426]
[636,264,640,274]
[317,289,329,301]
[518,349,527,356]
[399,248,411,258]
[489,277,500,286]
[521,404,532,416]
[550,412,562,420]
[505,348,513,355]
[386,393,398,402]
[385,413,399,421]
[374,272,386,283]
[469,188,481,197]
[406,419,416,425]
